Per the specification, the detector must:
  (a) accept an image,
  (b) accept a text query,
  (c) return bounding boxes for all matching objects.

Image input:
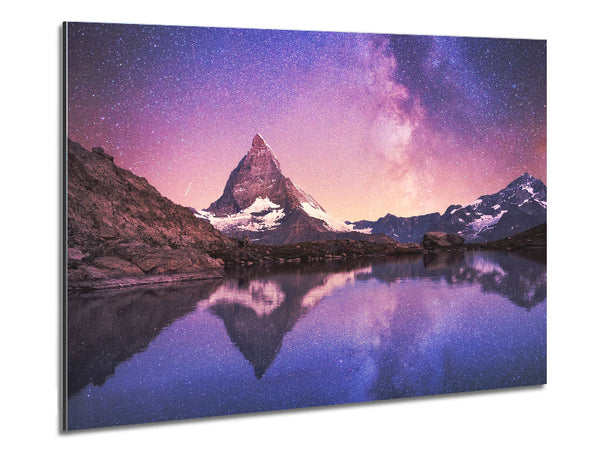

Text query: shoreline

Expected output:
[68,244,545,293]
[67,271,225,293]
[68,224,546,292]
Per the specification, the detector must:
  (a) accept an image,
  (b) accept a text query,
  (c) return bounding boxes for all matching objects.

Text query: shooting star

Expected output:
[184,182,192,197]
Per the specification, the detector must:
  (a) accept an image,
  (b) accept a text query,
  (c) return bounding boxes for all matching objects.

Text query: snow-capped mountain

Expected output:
[197,134,377,244]
[352,172,547,243]
[438,172,547,242]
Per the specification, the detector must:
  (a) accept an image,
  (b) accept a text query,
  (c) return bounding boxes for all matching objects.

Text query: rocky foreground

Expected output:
[67,140,233,290]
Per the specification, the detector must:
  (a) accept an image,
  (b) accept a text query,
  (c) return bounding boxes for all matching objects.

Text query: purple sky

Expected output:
[67,23,546,220]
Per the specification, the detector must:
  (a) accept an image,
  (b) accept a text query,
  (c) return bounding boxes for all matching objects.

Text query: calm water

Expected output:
[67,250,546,430]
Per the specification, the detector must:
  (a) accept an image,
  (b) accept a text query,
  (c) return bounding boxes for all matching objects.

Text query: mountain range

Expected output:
[198,135,547,244]
[352,172,547,243]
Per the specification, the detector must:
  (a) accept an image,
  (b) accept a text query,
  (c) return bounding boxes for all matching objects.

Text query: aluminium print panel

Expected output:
[64,21,546,430]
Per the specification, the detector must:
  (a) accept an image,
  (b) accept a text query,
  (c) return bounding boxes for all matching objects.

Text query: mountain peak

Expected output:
[252,133,269,149]
[517,172,533,182]
[515,172,535,183]
[248,133,277,162]
[507,172,543,191]
[206,134,324,217]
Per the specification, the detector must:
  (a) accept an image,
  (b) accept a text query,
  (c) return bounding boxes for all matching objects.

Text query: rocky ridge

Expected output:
[67,139,233,289]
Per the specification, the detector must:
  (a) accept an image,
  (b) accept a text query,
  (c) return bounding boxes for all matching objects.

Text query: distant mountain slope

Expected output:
[477,223,547,252]
[356,212,444,244]
[199,134,389,244]
[352,173,546,243]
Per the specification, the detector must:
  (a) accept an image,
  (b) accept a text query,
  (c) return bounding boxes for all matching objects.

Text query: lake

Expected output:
[67,250,546,430]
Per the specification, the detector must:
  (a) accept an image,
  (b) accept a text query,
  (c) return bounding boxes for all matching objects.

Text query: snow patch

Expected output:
[244,197,280,213]
[194,210,213,220]
[300,202,355,232]
[209,279,285,316]
[239,208,286,231]
[198,195,368,235]
[471,255,507,277]
[466,210,508,236]
[199,196,285,232]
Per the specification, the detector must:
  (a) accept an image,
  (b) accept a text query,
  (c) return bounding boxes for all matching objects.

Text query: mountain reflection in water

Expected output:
[67,280,222,397]
[67,250,546,429]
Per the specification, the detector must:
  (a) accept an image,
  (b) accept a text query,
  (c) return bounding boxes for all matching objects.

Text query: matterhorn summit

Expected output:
[206,134,323,216]
[251,133,272,151]
[198,134,373,244]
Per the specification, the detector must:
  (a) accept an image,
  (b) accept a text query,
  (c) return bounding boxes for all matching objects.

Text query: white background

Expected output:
[1,0,598,448]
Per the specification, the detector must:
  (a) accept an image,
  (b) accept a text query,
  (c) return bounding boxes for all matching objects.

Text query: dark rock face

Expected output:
[422,232,465,250]
[67,140,232,288]
[473,223,546,253]
[91,146,113,161]
[353,173,547,243]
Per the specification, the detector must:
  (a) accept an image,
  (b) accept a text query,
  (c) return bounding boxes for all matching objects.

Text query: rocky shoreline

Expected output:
[68,225,546,291]
[209,238,422,266]
[67,239,422,291]
[68,271,225,291]
[466,223,546,251]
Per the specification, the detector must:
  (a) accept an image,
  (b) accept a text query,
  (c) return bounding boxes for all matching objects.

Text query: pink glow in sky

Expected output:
[67,24,546,221]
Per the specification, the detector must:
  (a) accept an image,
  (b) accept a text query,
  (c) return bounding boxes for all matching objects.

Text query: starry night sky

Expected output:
[67,22,546,221]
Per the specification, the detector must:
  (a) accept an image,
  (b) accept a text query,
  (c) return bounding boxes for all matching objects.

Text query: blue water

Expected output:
[67,250,546,430]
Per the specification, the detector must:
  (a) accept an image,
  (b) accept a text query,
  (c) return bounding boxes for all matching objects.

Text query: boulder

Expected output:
[68,247,87,261]
[422,232,465,250]
[91,256,145,275]
[91,146,114,161]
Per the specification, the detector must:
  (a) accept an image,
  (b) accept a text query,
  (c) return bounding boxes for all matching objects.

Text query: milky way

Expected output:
[67,23,546,221]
